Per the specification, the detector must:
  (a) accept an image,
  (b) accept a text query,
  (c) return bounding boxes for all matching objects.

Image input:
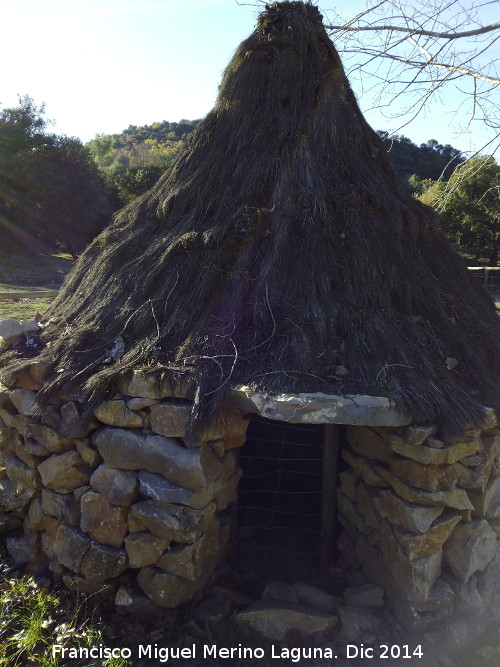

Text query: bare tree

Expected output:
[321,0,499,156]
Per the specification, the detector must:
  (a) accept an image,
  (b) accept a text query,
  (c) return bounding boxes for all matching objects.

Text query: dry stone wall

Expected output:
[337,418,500,627]
[0,365,248,607]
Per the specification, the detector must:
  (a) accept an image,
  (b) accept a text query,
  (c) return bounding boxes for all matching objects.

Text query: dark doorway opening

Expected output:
[230,415,326,582]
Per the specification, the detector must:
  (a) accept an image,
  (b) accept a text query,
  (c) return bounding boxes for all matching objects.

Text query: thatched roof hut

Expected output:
[2,1,499,436]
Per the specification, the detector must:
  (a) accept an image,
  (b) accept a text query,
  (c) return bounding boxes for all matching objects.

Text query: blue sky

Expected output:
[1,0,498,154]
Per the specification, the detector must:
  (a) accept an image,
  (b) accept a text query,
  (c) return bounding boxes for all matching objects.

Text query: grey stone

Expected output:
[0,318,37,349]
[337,606,385,642]
[59,402,97,439]
[0,512,22,532]
[357,483,382,530]
[155,525,220,581]
[90,464,138,506]
[229,390,411,426]
[377,467,474,509]
[379,521,442,604]
[92,428,219,490]
[42,489,80,525]
[378,489,444,534]
[342,448,388,487]
[137,560,217,608]
[75,439,101,467]
[393,513,461,560]
[15,361,47,391]
[150,402,190,438]
[63,575,116,596]
[53,525,90,573]
[115,586,161,616]
[4,453,41,493]
[397,425,436,446]
[80,540,128,582]
[9,389,36,416]
[347,426,393,462]
[38,451,91,493]
[6,530,40,566]
[389,434,479,465]
[118,368,196,400]
[94,400,143,428]
[138,470,213,509]
[126,397,158,411]
[339,470,358,502]
[27,494,44,530]
[124,531,170,568]
[470,477,500,519]
[292,581,338,613]
[0,409,30,436]
[343,583,385,608]
[443,518,498,582]
[0,476,32,511]
[262,581,299,604]
[27,424,73,453]
[235,600,338,641]
[388,458,457,492]
[80,491,128,547]
[130,500,215,543]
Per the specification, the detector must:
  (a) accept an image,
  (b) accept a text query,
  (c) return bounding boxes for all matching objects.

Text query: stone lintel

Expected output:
[228,389,412,426]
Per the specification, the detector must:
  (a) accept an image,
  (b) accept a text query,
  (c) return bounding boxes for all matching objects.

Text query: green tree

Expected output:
[0,96,111,256]
[420,157,500,265]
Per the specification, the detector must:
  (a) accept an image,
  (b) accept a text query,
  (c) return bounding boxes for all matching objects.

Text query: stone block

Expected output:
[235,600,338,642]
[59,402,97,438]
[79,540,128,582]
[388,458,457,492]
[155,524,219,580]
[262,581,299,604]
[75,439,101,467]
[94,400,143,428]
[343,583,385,608]
[356,483,381,530]
[339,470,358,502]
[6,530,40,566]
[26,494,43,530]
[9,389,36,416]
[117,368,196,400]
[0,389,14,411]
[4,453,41,493]
[92,428,219,490]
[0,476,32,511]
[126,397,158,411]
[392,513,461,560]
[138,470,213,509]
[291,581,338,613]
[0,512,22,532]
[38,451,91,493]
[62,575,116,596]
[53,525,90,573]
[341,448,388,487]
[213,469,242,511]
[337,606,384,642]
[377,467,474,510]
[0,409,30,436]
[150,402,190,438]
[124,531,170,568]
[379,520,442,604]
[137,558,218,608]
[346,426,393,462]
[0,318,32,349]
[396,425,436,446]
[337,490,371,534]
[469,478,500,518]
[27,424,73,453]
[379,491,444,535]
[90,464,138,506]
[15,362,48,391]
[41,488,80,525]
[388,434,478,464]
[129,500,215,543]
[443,518,498,582]
[80,491,128,547]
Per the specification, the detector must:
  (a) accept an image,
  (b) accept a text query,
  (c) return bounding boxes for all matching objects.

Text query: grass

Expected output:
[0,299,53,321]
[0,576,130,667]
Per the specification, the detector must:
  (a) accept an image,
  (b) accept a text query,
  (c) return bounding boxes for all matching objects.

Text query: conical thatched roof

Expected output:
[2,1,498,435]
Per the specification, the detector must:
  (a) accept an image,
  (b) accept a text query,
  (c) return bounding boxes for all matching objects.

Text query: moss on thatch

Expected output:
[1,1,498,435]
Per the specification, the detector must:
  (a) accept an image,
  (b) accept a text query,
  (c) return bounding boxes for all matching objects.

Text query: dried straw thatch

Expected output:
[2,1,498,435]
